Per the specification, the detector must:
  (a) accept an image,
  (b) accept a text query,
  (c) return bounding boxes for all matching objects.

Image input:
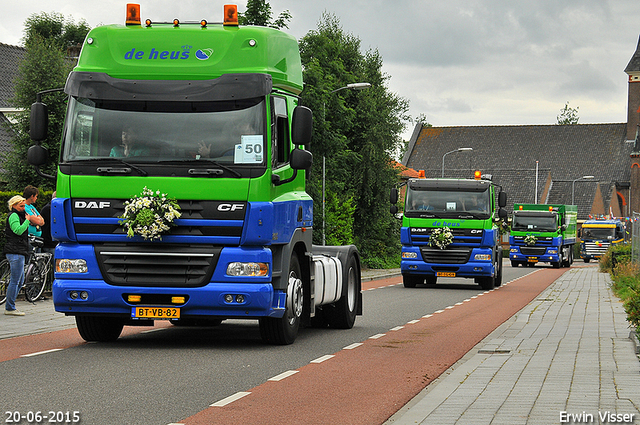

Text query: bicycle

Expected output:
[0,236,53,305]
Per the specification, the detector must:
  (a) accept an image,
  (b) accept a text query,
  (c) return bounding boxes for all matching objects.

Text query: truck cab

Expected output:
[579,219,625,262]
[390,174,507,290]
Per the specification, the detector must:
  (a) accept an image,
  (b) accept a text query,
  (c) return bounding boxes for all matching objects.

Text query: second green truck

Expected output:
[509,204,577,268]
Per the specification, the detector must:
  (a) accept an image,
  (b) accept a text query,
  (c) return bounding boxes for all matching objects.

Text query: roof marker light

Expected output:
[418,170,425,178]
[173,19,180,27]
[126,3,141,26]
[145,19,152,27]
[224,4,239,26]
[474,170,481,180]
[201,20,208,28]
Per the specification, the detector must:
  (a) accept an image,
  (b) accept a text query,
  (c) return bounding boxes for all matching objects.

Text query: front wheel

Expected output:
[259,252,303,345]
[0,259,10,305]
[403,274,423,288]
[75,316,124,342]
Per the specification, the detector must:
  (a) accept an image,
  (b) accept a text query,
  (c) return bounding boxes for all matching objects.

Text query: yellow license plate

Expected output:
[527,257,538,262]
[132,307,180,319]
[437,272,456,277]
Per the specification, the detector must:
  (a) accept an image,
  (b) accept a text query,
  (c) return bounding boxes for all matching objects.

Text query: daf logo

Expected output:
[218,203,244,212]
[470,229,482,234]
[75,201,111,209]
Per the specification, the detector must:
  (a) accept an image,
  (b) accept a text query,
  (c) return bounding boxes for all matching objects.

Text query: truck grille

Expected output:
[584,242,609,256]
[520,247,547,256]
[94,243,221,287]
[420,247,472,264]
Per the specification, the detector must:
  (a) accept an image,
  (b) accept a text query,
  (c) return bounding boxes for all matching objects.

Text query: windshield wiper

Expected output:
[65,157,148,176]
[157,159,242,178]
[99,158,148,176]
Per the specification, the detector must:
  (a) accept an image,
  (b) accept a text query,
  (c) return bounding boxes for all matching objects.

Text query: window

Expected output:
[271,96,289,168]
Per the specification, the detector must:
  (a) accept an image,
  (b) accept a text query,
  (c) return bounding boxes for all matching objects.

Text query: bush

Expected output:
[604,243,640,329]
[600,243,631,274]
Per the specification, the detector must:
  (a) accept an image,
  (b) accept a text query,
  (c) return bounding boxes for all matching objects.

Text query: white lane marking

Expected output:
[343,343,363,350]
[390,326,404,331]
[210,391,251,407]
[21,348,63,357]
[407,320,420,325]
[369,333,386,339]
[268,370,299,381]
[310,354,335,363]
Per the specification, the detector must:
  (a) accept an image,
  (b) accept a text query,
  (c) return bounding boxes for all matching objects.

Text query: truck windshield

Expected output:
[581,227,615,239]
[406,188,491,217]
[62,96,265,165]
[511,213,557,232]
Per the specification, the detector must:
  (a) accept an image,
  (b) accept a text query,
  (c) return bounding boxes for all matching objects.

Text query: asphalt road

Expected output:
[1,265,538,425]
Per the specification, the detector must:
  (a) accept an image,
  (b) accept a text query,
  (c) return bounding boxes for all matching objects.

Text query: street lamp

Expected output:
[322,82,371,245]
[441,148,473,178]
[571,175,595,205]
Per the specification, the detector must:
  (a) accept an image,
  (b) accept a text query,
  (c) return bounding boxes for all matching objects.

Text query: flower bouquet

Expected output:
[429,227,454,249]
[120,187,181,241]
[524,234,538,246]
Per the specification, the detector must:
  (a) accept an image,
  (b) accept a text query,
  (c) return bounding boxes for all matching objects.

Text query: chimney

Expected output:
[625,36,640,141]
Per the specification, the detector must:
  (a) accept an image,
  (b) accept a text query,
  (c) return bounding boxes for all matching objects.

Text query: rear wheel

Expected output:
[259,252,303,345]
[24,261,49,302]
[0,259,10,305]
[75,316,124,342]
[324,255,359,329]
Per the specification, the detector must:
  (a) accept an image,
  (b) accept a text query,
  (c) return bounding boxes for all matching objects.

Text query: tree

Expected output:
[2,13,90,190]
[557,101,579,125]
[238,0,292,29]
[299,13,410,267]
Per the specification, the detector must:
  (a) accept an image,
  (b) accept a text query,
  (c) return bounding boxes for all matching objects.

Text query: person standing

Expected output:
[4,195,37,316]
[40,191,56,256]
[23,185,44,238]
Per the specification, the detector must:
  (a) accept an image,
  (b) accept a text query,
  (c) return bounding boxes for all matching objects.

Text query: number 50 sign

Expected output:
[235,135,263,164]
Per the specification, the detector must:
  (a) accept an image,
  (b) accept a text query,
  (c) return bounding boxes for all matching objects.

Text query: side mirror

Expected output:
[498,208,508,220]
[27,145,48,166]
[390,188,398,204]
[30,101,48,141]
[390,205,398,215]
[291,106,313,147]
[498,191,507,208]
[290,148,312,170]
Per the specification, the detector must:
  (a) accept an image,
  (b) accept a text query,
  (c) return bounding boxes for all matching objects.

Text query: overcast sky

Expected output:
[2,0,640,139]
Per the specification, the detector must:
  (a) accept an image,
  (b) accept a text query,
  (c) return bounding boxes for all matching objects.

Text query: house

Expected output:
[402,36,640,222]
[0,42,27,176]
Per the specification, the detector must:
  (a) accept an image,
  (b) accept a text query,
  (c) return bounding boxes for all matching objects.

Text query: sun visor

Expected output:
[65,72,273,102]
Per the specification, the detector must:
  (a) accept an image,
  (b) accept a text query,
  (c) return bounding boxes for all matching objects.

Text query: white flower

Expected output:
[119,188,181,241]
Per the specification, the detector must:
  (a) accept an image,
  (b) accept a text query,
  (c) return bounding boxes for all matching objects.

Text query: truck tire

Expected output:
[75,316,124,342]
[259,252,303,345]
[403,274,422,288]
[324,254,359,329]
[494,250,503,287]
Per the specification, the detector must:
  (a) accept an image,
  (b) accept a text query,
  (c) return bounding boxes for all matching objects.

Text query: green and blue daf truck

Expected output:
[390,172,508,290]
[28,4,361,345]
[579,219,625,263]
[509,204,577,268]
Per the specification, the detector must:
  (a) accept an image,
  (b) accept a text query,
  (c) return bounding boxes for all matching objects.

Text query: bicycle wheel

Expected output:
[24,261,47,302]
[0,259,10,305]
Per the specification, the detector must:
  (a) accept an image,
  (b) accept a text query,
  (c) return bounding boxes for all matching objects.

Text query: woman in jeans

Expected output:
[4,195,37,316]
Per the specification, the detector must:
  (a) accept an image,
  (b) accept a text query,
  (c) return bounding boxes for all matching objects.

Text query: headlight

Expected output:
[474,254,492,261]
[402,252,418,259]
[548,249,558,254]
[56,259,88,273]
[227,262,269,276]
[510,248,518,253]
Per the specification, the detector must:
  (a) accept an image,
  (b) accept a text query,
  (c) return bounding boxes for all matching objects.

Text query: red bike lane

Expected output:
[178,267,567,425]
